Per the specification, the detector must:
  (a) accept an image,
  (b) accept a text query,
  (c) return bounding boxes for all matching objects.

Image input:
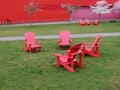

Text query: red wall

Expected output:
[0,0,116,24]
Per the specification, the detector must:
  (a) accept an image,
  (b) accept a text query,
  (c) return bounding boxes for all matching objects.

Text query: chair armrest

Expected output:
[57,39,61,43]
[69,39,72,42]
[72,50,81,55]
[24,40,27,44]
[83,42,93,45]
[66,50,81,55]
[55,54,67,57]
[37,40,42,46]
[82,42,93,47]
[55,54,73,59]
[24,41,31,47]
[82,42,99,48]
[57,39,60,43]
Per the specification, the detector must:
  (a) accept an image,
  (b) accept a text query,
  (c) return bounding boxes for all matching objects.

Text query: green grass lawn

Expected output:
[0,21,120,37]
[0,21,120,90]
[0,36,120,90]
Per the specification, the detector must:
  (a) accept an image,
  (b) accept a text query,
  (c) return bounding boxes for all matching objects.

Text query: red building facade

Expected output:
[0,0,119,24]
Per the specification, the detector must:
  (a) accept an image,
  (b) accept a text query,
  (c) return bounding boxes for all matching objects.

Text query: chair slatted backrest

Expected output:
[95,19,99,25]
[96,19,99,23]
[79,19,84,25]
[60,30,70,44]
[90,35,101,51]
[68,43,82,58]
[85,19,89,24]
[25,32,36,46]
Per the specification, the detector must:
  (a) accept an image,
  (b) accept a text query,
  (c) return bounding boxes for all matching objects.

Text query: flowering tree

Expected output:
[90,0,112,20]
[61,4,80,23]
[113,0,120,13]
[24,0,40,26]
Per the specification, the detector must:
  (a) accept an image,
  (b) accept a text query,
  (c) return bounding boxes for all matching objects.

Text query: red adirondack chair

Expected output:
[55,43,84,72]
[85,19,90,25]
[57,30,72,49]
[24,32,42,53]
[82,35,101,57]
[79,19,84,26]
[93,19,99,25]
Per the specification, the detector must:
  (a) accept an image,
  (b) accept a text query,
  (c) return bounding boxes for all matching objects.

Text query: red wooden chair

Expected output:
[82,35,101,57]
[57,30,72,49]
[93,19,99,25]
[79,19,84,26]
[85,19,90,25]
[24,32,42,53]
[55,43,84,72]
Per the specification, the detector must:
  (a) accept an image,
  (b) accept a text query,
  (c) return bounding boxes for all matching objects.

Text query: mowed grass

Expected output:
[0,21,120,90]
[0,36,120,90]
[0,21,120,37]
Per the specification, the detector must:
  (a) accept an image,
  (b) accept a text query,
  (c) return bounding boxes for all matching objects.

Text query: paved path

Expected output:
[0,32,120,41]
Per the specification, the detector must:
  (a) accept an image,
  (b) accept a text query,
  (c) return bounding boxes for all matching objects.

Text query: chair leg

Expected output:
[74,59,83,68]
[56,59,61,68]
[79,54,83,68]
[76,52,84,67]
[29,49,32,54]
[95,47,99,57]
[71,62,74,71]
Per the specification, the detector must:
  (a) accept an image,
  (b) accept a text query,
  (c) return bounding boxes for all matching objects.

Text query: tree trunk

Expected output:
[30,15,33,27]
[70,14,72,23]
[69,12,72,24]
[99,14,101,21]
